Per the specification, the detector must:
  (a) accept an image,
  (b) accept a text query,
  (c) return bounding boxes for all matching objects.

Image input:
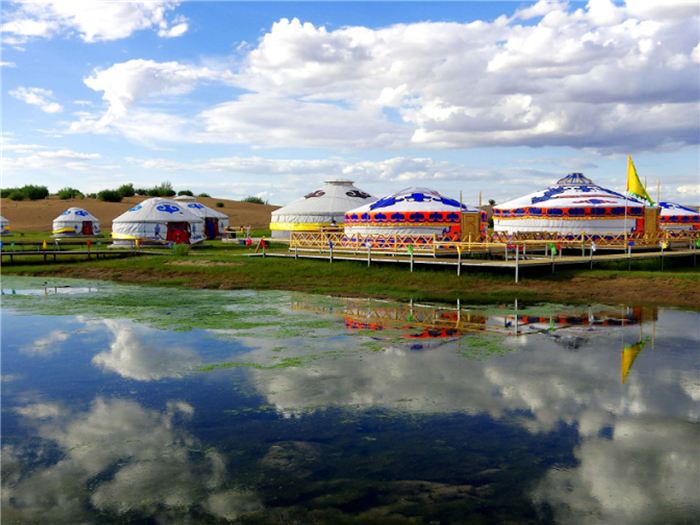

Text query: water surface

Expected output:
[2,277,698,524]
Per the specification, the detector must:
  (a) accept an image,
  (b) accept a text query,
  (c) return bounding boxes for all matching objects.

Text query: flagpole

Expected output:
[624,157,630,241]
[657,179,660,205]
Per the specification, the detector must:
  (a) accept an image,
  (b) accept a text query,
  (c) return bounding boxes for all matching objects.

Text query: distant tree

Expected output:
[118,183,135,198]
[215,202,224,208]
[488,199,496,206]
[242,196,268,205]
[1,187,19,198]
[135,188,149,196]
[147,181,176,197]
[197,192,211,198]
[178,190,194,196]
[87,193,97,199]
[58,187,84,199]
[20,185,49,200]
[8,190,24,201]
[97,189,123,202]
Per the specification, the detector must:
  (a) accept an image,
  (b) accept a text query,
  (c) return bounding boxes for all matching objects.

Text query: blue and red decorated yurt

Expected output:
[344,187,482,241]
[493,173,647,235]
[659,202,699,230]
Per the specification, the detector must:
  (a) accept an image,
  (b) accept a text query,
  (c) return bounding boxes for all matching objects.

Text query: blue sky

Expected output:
[2,0,698,207]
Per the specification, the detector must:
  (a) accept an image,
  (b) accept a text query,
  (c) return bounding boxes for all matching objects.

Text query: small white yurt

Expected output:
[112,198,205,245]
[344,187,481,241]
[173,196,229,239]
[659,202,700,231]
[52,207,101,237]
[493,173,647,235]
[270,179,376,239]
[0,215,10,236]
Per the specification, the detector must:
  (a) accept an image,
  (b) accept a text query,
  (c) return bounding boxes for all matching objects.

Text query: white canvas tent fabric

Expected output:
[270,179,376,239]
[174,196,229,238]
[493,173,647,235]
[659,202,700,230]
[0,215,10,236]
[52,207,101,236]
[112,198,205,244]
[344,187,479,240]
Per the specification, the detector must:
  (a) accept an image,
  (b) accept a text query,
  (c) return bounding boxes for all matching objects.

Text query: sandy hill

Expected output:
[0,196,279,232]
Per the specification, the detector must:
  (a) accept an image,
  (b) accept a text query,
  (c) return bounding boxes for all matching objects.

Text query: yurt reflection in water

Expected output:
[52,207,100,237]
[270,179,376,239]
[111,198,205,245]
[493,173,647,236]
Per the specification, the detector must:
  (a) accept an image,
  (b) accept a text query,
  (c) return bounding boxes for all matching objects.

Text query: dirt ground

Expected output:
[0,195,279,232]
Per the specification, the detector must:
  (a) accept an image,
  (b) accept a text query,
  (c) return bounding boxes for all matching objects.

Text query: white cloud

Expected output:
[9,87,63,113]
[1,61,17,67]
[1,1,188,45]
[2,148,108,173]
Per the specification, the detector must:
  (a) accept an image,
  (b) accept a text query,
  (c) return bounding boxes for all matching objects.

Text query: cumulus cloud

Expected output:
[9,87,63,113]
[2,148,107,173]
[1,1,188,45]
[1,61,17,67]
[67,2,698,155]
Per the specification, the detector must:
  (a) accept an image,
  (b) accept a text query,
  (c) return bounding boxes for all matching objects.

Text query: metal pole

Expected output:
[295,243,298,260]
[661,241,665,271]
[590,245,594,270]
[515,246,519,283]
[410,250,414,272]
[457,248,461,276]
[329,242,333,264]
[367,244,371,267]
[628,243,631,271]
[551,248,555,274]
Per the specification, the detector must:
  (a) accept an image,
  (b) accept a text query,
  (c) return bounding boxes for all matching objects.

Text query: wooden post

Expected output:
[661,241,664,271]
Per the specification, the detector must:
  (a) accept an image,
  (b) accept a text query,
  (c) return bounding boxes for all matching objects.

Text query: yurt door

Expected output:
[82,221,93,236]
[167,222,190,244]
[205,218,219,239]
[460,213,480,241]
[643,207,660,235]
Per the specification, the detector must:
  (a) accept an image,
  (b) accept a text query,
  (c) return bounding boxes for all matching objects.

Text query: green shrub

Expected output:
[58,187,84,199]
[118,183,135,198]
[1,188,20,198]
[215,202,224,208]
[171,243,191,255]
[146,182,176,197]
[135,188,149,196]
[242,196,268,205]
[97,189,123,202]
[87,193,97,199]
[198,193,211,198]
[8,190,24,201]
[178,190,194,196]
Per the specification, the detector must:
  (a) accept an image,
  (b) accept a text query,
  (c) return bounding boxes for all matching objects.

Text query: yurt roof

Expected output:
[113,198,202,223]
[271,179,376,218]
[495,173,646,210]
[659,202,700,216]
[181,201,228,219]
[173,195,197,203]
[347,187,477,215]
[0,215,8,224]
[54,207,99,222]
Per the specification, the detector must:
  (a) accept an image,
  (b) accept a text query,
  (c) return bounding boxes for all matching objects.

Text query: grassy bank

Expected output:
[2,244,699,309]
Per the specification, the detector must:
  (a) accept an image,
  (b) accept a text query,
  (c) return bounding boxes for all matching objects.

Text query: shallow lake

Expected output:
[1,276,698,525]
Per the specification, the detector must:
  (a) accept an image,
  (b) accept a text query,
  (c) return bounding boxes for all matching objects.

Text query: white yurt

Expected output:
[174,196,229,239]
[0,215,10,236]
[111,198,205,245]
[659,202,700,231]
[270,179,376,239]
[493,173,647,235]
[52,207,101,237]
[344,187,481,241]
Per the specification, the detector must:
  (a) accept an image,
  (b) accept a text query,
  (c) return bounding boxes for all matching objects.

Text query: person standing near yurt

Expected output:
[0,215,11,236]
[658,202,700,231]
[112,198,204,245]
[492,173,647,236]
[344,187,482,242]
[173,195,229,239]
[270,179,376,239]
[52,207,101,237]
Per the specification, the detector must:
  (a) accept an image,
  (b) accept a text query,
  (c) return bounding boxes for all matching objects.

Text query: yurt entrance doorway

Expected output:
[205,218,219,239]
[82,221,94,236]
[167,222,190,244]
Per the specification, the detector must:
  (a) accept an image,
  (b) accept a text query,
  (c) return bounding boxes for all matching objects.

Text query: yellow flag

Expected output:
[627,156,654,204]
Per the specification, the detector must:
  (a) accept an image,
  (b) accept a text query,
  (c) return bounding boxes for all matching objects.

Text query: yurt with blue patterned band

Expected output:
[270,179,376,239]
[111,198,204,245]
[659,202,700,230]
[0,215,11,236]
[52,207,101,237]
[493,173,647,235]
[173,196,229,239]
[344,187,480,241]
